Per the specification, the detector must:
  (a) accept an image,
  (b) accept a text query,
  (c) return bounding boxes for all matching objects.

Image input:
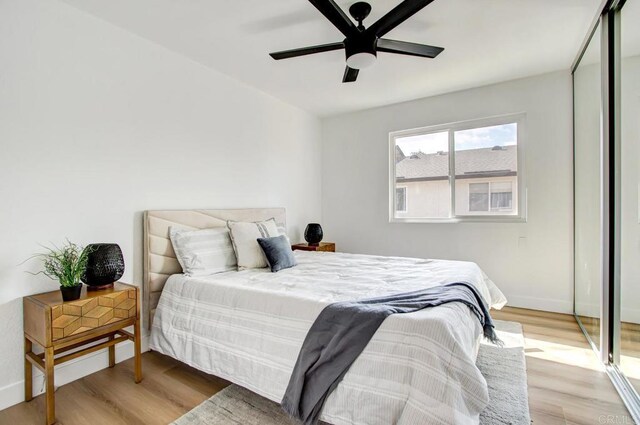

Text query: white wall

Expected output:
[322,71,574,313]
[0,0,322,409]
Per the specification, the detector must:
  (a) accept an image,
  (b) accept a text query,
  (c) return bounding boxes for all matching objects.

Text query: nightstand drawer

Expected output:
[50,289,136,341]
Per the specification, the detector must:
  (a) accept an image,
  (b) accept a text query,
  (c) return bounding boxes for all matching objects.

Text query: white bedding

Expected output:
[149,251,507,425]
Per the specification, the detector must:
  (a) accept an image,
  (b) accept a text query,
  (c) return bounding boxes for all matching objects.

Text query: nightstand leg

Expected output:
[44,346,55,425]
[133,319,142,383]
[108,335,115,368]
[24,337,32,402]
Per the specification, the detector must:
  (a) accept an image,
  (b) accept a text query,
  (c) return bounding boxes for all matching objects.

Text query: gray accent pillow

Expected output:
[257,235,297,273]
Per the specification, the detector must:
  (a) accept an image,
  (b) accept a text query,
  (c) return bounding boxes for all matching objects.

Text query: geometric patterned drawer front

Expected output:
[51,289,136,341]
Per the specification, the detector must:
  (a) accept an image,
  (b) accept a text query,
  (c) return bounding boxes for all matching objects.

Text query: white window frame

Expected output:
[395,186,408,213]
[389,113,527,223]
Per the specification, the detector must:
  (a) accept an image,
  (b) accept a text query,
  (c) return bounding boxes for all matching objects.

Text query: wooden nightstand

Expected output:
[23,282,142,425]
[291,242,336,252]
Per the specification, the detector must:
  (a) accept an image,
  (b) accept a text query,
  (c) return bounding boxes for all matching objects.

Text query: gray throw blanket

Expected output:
[281,282,501,425]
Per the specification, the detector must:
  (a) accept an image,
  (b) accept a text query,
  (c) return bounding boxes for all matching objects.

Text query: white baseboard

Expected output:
[505,295,573,314]
[0,336,149,411]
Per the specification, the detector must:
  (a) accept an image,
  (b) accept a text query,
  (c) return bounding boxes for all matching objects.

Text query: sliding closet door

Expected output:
[574,23,603,350]
[573,2,640,417]
[619,0,640,394]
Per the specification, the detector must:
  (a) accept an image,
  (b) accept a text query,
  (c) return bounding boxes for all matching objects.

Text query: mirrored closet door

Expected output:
[619,0,640,396]
[574,22,603,351]
[574,0,640,420]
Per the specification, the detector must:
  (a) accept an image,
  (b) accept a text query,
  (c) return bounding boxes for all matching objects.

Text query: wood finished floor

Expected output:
[576,315,640,389]
[493,307,633,425]
[0,307,634,425]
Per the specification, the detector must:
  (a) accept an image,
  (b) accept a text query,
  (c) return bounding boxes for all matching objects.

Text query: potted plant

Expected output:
[33,241,92,301]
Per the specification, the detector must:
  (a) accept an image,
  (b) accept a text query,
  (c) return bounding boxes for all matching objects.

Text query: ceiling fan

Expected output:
[269,0,444,83]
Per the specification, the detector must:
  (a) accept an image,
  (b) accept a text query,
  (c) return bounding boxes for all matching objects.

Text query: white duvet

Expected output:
[150,251,507,425]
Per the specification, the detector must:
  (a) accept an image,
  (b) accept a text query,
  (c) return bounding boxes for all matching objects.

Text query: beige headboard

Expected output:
[143,208,287,329]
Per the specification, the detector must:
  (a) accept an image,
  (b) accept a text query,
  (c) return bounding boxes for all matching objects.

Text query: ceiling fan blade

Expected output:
[377,38,443,58]
[342,66,359,83]
[308,0,358,37]
[270,42,345,60]
[366,0,436,37]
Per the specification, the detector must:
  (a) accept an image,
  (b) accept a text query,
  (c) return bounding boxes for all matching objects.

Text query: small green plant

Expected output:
[32,241,91,288]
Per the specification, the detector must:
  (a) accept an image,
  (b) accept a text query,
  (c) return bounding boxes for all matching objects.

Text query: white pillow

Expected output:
[169,227,237,276]
[227,218,281,269]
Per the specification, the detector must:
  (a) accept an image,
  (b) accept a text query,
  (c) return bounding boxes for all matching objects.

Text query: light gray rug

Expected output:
[173,320,530,425]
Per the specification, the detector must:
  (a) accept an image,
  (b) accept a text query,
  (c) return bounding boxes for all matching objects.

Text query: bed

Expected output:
[144,209,507,425]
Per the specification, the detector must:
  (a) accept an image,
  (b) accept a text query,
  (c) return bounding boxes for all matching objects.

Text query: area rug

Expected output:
[172,320,530,425]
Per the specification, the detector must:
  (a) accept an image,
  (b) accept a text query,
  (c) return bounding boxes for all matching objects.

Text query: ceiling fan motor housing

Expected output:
[344,35,377,69]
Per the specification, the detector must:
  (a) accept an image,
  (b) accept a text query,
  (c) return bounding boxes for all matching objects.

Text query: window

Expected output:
[489,181,513,211]
[390,114,525,222]
[468,182,513,212]
[396,187,407,212]
[469,183,489,212]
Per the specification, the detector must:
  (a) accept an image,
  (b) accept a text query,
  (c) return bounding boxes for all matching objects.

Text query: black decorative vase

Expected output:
[60,285,82,301]
[82,243,125,291]
[304,223,323,246]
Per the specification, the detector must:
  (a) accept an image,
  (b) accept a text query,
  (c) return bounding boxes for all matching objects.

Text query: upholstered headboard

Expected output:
[143,208,286,329]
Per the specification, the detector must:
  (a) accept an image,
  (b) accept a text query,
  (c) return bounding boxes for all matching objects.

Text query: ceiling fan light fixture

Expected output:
[346,52,377,69]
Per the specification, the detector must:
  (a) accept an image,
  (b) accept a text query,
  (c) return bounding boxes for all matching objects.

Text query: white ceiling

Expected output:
[60,0,601,117]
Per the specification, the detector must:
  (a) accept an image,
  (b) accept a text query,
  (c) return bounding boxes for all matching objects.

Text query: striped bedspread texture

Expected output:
[149,251,507,425]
